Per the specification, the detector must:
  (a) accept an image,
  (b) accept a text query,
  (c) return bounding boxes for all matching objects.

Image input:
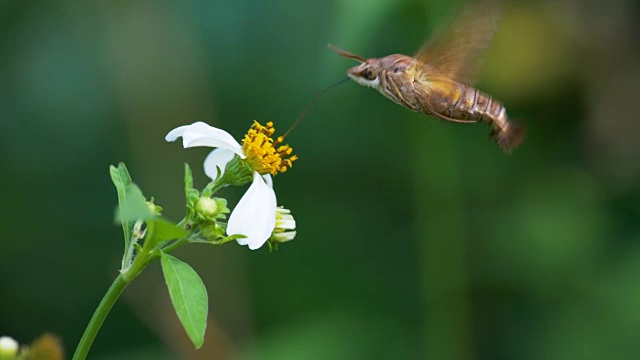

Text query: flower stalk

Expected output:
[71,274,127,360]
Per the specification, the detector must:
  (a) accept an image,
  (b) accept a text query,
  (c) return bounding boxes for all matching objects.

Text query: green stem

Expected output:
[73,244,151,360]
[73,217,189,359]
[72,274,128,360]
[161,238,188,254]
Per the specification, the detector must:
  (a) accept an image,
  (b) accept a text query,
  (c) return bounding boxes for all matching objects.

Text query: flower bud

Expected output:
[0,336,18,358]
[200,222,226,240]
[194,197,230,222]
[146,199,163,216]
[269,207,297,248]
[195,197,219,219]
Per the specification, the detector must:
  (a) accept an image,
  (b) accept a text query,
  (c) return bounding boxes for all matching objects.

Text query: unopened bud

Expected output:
[269,207,297,246]
[147,199,163,216]
[196,197,219,219]
[0,336,18,358]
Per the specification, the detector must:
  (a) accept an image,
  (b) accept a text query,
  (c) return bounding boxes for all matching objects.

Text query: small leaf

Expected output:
[184,163,200,220]
[153,218,189,242]
[161,253,208,349]
[202,166,222,197]
[187,189,200,203]
[110,163,133,253]
[184,163,194,192]
[118,184,153,222]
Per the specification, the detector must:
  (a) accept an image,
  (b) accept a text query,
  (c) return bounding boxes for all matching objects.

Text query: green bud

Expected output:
[146,198,163,216]
[195,197,219,219]
[200,221,226,240]
[194,197,230,221]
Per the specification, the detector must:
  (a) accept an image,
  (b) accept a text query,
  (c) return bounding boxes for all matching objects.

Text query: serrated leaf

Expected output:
[161,253,208,349]
[110,163,133,253]
[153,218,189,242]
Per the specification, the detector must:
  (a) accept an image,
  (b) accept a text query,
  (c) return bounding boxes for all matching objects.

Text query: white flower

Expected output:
[166,121,296,250]
[271,207,297,243]
[0,336,18,357]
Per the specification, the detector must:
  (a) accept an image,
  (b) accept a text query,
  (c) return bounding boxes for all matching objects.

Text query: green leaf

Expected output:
[118,183,153,222]
[110,163,147,270]
[153,218,189,242]
[201,166,222,198]
[161,253,208,349]
[184,163,200,220]
[110,163,133,253]
[184,163,194,192]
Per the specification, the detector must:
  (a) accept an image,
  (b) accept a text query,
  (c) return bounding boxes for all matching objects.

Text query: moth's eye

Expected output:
[362,69,375,80]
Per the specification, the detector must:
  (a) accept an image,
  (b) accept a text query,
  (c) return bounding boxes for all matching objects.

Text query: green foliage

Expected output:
[184,163,200,207]
[111,162,189,270]
[109,163,135,269]
[152,218,188,243]
[160,253,208,349]
[200,164,220,198]
[111,163,155,270]
[117,184,153,223]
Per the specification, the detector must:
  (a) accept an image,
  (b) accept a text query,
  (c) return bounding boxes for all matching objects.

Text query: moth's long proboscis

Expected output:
[283,76,350,138]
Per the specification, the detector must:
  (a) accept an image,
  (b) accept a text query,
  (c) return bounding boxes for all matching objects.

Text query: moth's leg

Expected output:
[382,73,417,111]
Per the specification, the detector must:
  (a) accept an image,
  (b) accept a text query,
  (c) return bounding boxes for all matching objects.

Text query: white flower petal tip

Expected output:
[204,148,236,180]
[165,122,245,156]
[273,230,296,243]
[228,172,277,250]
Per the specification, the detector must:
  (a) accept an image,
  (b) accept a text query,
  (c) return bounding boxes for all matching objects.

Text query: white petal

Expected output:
[277,218,296,230]
[228,172,277,250]
[262,174,273,189]
[165,122,244,157]
[204,148,236,180]
[275,231,296,243]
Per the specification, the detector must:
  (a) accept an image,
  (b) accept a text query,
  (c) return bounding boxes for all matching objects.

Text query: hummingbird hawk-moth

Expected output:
[330,0,525,152]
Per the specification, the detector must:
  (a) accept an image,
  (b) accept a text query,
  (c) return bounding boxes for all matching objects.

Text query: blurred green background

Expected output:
[2,0,640,359]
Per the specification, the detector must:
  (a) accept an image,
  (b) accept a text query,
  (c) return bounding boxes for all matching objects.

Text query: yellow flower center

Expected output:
[242,121,298,175]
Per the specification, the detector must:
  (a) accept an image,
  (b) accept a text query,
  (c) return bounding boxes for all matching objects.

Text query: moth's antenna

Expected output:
[327,44,367,63]
[283,76,350,138]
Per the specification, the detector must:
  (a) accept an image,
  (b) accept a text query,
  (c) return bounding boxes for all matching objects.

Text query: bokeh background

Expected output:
[2,0,640,359]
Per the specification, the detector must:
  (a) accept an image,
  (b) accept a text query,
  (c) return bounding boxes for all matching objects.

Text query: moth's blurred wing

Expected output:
[414,0,499,85]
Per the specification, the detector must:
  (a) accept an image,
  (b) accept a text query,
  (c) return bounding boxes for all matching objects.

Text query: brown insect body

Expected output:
[331,0,525,152]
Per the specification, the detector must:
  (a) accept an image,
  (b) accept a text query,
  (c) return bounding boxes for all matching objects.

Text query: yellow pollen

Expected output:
[242,121,298,175]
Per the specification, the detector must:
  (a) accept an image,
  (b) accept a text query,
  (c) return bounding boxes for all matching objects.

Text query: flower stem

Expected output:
[73,217,189,359]
[161,238,188,254]
[72,273,128,360]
